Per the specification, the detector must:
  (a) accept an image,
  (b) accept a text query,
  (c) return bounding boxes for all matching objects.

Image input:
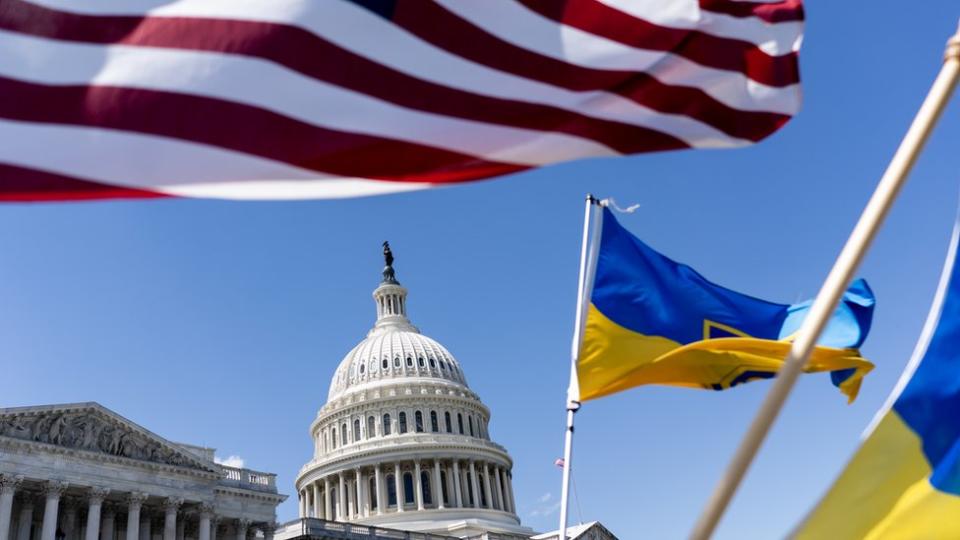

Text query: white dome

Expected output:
[296,246,530,538]
[328,329,468,401]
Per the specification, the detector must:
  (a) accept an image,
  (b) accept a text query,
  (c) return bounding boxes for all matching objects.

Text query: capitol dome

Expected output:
[295,244,531,538]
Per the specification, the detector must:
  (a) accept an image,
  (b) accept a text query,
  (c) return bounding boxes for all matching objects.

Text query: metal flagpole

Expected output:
[559,194,603,540]
[689,22,960,540]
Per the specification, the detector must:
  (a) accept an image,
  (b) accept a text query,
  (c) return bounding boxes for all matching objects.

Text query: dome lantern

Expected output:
[370,241,417,336]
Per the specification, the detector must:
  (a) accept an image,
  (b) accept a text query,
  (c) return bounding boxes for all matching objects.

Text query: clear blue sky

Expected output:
[2,3,959,539]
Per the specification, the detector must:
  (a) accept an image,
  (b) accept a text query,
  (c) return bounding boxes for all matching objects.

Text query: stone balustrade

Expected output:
[219,466,277,492]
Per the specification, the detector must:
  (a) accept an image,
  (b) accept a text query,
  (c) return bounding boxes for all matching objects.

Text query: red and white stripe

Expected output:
[0,0,803,201]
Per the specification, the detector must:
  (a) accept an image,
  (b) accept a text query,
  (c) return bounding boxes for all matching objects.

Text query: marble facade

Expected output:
[0,403,285,540]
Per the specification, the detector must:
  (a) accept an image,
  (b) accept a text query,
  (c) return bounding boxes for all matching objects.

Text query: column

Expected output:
[451,462,463,509]
[175,517,185,540]
[354,470,364,518]
[468,461,480,509]
[197,506,212,540]
[163,497,180,540]
[481,463,493,509]
[0,475,23,540]
[504,471,515,514]
[297,492,303,519]
[393,464,403,513]
[433,462,444,510]
[101,504,116,540]
[311,483,319,519]
[493,466,507,512]
[413,461,423,511]
[84,488,109,540]
[15,496,33,540]
[234,520,249,540]
[373,466,383,517]
[337,475,346,521]
[40,481,67,540]
[260,524,274,540]
[124,493,145,540]
[323,479,331,521]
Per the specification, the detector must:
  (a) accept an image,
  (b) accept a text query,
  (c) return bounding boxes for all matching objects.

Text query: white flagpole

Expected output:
[689,23,960,540]
[559,194,603,540]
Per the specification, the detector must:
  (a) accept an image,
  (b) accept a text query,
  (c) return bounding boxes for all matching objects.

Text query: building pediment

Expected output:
[0,402,218,473]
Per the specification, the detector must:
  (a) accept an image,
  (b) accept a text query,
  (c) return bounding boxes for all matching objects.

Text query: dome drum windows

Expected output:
[444,412,452,433]
[418,356,425,368]
[415,411,424,433]
[367,416,376,439]
[406,356,413,368]
[353,419,361,442]
[399,412,408,434]
[430,411,439,432]
[383,414,392,436]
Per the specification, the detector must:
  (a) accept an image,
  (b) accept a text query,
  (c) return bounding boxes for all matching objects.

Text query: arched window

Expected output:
[367,416,376,439]
[430,411,439,432]
[403,473,415,504]
[440,471,449,505]
[394,357,401,368]
[440,360,446,371]
[359,363,365,374]
[341,423,348,444]
[330,486,338,516]
[457,413,464,435]
[399,412,408,434]
[406,356,413,367]
[387,474,397,507]
[429,358,436,369]
[383,414,392,436]
[444,412,452,433]
[415,411,424,433]
[331,428,337,449]
[421,471,433,506]
[321,430,327,453]
[353,419,361,442]
[382,358,388,370]
[369,477,378,510]
[469,416,474,437]
[418,356,425,368]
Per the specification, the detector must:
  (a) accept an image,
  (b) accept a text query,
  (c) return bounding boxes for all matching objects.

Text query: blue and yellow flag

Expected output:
[795,221,960,539]
[575,207,875,402]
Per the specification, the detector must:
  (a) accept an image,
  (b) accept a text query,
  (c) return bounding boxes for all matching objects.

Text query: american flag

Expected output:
[555,458,565,468]
[0,0,803,201]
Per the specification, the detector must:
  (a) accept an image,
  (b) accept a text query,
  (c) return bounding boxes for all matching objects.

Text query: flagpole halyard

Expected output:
[689,22,960,540]
[559,194,603,539]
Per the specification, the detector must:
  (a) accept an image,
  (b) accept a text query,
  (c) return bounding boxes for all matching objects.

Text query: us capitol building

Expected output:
[282,245,533,539]
[0,245,617,540]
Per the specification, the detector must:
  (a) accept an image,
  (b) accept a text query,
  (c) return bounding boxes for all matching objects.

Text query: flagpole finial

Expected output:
[381,241,398,284]
[947,20,960,61]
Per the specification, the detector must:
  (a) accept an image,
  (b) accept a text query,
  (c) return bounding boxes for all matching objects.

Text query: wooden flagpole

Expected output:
[689,22,960,540]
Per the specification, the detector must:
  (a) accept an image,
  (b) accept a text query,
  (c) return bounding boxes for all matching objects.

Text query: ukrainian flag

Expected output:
[795,221,960,539]
[576,207,875,403]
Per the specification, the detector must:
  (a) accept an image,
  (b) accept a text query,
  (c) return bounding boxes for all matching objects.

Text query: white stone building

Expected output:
[0,403,285,540]
[288,246,532,539]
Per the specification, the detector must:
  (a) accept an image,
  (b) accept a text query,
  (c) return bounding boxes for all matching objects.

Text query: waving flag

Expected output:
[795,214,960,539]
[574,207,875,402]
[0,0,803,201]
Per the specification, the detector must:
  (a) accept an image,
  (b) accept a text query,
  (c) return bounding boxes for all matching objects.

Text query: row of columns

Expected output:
[0,476,272,540]
[299,459,515,522]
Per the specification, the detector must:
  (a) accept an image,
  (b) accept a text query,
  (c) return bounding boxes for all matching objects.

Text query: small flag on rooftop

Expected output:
[0,0,803,201]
